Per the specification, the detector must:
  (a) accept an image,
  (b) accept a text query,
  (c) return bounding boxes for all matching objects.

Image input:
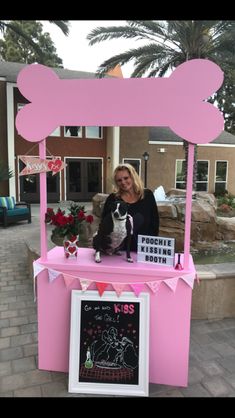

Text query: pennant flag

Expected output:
[48,268,60,283]
[146,280,162,294]
[164,277,179,292]
[33,261,46,278]
[63,274,76,288]
[80,278,92,292]
[96,282,108,296]
[112,283,126,297]
[180,273,195,289]
[130,283,145,297]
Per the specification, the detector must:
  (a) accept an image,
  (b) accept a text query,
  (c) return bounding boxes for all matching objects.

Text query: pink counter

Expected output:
[36,247,196,387]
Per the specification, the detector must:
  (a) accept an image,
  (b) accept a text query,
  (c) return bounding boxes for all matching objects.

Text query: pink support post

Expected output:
[39,140,47,261]
[183,143,195,269]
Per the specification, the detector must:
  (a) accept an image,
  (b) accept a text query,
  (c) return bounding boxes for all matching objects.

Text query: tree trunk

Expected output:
[183,141,197,191]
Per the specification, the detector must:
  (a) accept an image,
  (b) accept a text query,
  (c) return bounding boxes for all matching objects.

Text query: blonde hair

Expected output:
[112,163,144,199]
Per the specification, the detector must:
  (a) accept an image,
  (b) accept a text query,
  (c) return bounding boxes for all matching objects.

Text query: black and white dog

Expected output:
[93,200,133,263]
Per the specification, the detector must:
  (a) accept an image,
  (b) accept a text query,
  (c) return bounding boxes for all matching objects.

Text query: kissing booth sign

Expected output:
[16,59,224,389]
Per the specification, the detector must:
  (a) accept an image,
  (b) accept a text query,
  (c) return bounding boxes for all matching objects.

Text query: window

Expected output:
[215,161,228,195]
[175,160,186,189]
[196,161,209,191]
[49,127,60,137]
[85,127,103,139]
[123,159,141,175]
[64,126,103,139]
[17,104,60,137]
[64,126,82,137]
[176,159,209,191]
[17,103,25,112]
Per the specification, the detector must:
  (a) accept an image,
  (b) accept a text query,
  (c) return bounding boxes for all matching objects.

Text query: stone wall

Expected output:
[158,191,218,251]
[192,272,235,319]
[92,193,109,218]
[92,191,222,251]
[92,191,235,252]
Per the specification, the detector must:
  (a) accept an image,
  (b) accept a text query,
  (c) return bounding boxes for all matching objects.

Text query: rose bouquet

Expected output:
[45,202,94,243]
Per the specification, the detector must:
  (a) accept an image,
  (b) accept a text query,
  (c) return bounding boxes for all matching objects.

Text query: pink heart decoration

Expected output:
[48,159,62,173]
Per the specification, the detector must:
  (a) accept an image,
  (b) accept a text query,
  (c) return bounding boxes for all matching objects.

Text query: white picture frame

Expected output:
[68,290,150,397]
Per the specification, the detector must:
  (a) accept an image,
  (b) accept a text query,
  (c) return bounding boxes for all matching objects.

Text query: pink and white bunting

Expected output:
[164,277,179,292]
[130,283,145,297]
[112,283,127,297]
[96,282,108,297]
[48,269,61,283]
[146,280,162,294]
[33,261,46,278]
[180,273,195,289]
[32,261,196,301]
[32,261,46,302]
[63,274,76,288]
[80,278,92,292]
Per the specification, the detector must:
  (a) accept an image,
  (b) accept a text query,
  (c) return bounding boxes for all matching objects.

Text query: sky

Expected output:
[41,20,143,77]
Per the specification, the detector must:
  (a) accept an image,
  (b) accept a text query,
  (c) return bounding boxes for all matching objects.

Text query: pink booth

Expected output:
[16,59,224,387]
[35,249,196,386]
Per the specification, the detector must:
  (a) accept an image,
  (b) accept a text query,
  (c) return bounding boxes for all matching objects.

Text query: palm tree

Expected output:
[87,20,235,188]
[0,20,70,59]
[87,21,235,78]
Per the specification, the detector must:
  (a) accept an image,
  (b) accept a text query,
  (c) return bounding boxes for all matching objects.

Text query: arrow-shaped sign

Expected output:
[19,156,66,176]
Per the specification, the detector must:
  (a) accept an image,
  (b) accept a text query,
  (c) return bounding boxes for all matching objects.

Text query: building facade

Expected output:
[120,127,235,196]
[0,62,121,202]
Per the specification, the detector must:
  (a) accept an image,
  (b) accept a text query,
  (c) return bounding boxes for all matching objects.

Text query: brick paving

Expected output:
[0,206,235,397]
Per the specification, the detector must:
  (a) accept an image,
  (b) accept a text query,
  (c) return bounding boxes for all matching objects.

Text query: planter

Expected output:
[51,232,64,247]
[51,223,90,248]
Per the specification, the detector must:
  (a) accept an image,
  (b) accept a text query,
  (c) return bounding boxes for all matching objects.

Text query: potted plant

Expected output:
[45,202,94,255]
[0,159,14,195]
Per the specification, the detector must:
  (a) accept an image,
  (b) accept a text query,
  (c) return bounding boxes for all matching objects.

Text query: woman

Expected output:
[102,163,159,251]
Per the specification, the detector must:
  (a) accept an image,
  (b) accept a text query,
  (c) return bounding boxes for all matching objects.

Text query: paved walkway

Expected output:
[0,204,235,397]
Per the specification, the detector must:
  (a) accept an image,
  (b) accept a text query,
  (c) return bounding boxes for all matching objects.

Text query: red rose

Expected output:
[86,215,94,224]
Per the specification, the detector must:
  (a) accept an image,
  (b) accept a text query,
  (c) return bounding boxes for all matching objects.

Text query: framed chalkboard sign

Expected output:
[68,290,150,397]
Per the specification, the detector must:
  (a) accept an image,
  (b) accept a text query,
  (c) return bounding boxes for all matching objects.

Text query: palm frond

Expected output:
[87,25,143,45]
[48,20,70,36]
[0,160,14,182]
[87,19,235,132]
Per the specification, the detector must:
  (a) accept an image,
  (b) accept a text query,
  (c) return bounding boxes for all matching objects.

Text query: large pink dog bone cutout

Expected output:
[16,59,224,144]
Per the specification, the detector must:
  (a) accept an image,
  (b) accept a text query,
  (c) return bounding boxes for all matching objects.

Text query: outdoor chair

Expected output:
[0,196,31,227]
